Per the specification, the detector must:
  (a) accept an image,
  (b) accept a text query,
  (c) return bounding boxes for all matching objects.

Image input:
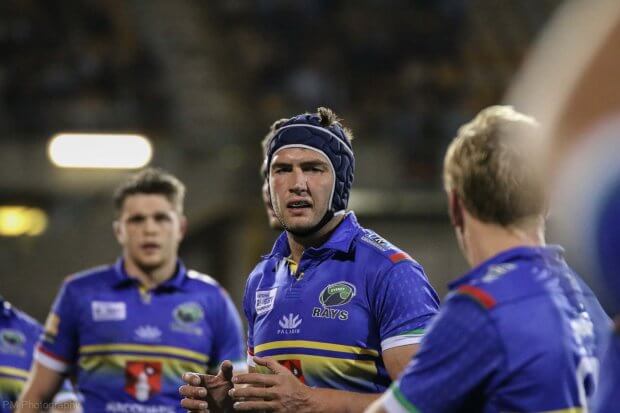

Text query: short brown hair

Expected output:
[443,105,545,226]
[113,167,186,213]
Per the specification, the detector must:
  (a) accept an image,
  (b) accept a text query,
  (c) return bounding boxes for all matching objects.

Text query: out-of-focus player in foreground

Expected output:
[180,107,440,412]
[0,297,80,413]
[368,106,609,413]
[17,168,244,413]
[507,1,620,411]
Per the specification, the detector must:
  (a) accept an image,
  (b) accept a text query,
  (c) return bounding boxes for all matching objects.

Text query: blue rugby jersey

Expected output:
[382,246,607,413]
[594,331,620,413]
[243,212,440,392]
[35,260,244,413]
[0,298,77,413]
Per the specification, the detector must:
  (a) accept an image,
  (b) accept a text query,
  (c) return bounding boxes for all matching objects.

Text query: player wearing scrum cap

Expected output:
[180,107,440,412]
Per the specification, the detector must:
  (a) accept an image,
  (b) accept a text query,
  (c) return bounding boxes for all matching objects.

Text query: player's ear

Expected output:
[179,215,188,239]
[113,220,123,243]
[448,189,464,229]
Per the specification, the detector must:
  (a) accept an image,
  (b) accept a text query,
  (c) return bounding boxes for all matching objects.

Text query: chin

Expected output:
[135,258,165,271]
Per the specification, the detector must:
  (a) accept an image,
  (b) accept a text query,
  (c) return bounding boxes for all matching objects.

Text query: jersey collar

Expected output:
[0,297,13,319]
[112,258,189,291]
[267,211,360,258]
[448,245,566,291]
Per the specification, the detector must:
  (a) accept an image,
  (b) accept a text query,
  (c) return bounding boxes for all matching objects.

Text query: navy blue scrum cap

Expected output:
[266,112,355,213]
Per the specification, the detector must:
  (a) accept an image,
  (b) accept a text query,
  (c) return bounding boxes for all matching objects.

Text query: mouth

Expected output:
[287,200,312,210]
[140,242,161,253]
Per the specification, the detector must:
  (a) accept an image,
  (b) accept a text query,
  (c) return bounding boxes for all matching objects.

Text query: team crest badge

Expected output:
[173,302,204,324]
[319,282,356,307]
[0,329,26,356]
[312,282,356,321]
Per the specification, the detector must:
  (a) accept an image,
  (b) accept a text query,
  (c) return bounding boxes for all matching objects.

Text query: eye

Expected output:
[127,215,146,224]
[272,165,291,174]
[154,213,172,223]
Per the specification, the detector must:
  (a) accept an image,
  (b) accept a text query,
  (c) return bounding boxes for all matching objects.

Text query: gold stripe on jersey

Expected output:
[79,343,208,364]
[255,340,379,357]
[0,366,29,380]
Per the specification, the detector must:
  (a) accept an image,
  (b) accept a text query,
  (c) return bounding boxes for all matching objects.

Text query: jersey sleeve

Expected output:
[380,295,504,413]
[372,261,440,351]
[35,281,80,373]
[242,276,256,367]
[208,288,246,373]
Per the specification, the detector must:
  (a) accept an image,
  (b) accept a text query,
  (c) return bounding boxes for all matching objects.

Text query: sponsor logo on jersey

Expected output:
[44,313,60,337]
[278,359,305,384]
[0,329,26,356]
[277,313,302,334]
[361,233,392,251]
[171,302,204,336]
[105,403,175,413]
[92,301,126,321]
[134,325,162,342]
[124,361,162,402]
[481,263,517,283]
[256,288,278,316]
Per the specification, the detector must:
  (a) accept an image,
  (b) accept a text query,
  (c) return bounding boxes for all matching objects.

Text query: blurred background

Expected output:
[0,0,565,320]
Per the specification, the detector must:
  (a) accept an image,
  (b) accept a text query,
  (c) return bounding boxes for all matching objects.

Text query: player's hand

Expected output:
[179,360,235,413]
[229,356,313,412]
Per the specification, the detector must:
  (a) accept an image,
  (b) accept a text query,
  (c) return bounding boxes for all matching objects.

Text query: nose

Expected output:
[290,168,308,194]
[143,217,159,233]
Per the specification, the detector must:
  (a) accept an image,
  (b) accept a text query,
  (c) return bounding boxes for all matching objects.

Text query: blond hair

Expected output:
[443,105,545,226]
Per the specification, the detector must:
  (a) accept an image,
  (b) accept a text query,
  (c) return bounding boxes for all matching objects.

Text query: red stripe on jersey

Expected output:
[457,285,497,310]
[37,345,70,363]
[247,347,254,356]
[389,252,411,263]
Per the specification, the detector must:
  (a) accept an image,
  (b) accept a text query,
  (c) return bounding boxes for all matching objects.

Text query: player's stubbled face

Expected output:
[262,177,282,230]
[269,147,334,234]
[115,194,184,272]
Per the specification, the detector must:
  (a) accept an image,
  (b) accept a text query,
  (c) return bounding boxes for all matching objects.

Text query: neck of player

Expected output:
[123,254,177,290]
[463,211,546,268]
[287,214,345,263]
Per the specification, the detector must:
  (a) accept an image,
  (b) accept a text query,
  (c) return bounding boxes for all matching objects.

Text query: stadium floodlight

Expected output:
[48,133,153,169]
[0,206,48,237]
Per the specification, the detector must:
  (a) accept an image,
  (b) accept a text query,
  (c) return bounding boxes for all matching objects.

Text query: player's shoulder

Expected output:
[7,303,43,337]
[451,261,531,311]
[61,263,117,289]
[355,228,422,269]
[185,269,222,291]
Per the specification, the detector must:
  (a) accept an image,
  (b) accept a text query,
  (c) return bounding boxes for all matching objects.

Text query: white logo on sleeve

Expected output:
[255,288,277,316]
[92,301,126,321]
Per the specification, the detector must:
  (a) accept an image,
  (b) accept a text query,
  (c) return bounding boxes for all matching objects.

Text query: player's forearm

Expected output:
[15,387,52,413]
[306,388,380,413]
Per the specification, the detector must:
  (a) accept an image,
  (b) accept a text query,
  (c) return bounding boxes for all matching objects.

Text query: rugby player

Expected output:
[17,168,244,413]
[180,107,440,412]
[367,106,610,413]
[0,297,80,413]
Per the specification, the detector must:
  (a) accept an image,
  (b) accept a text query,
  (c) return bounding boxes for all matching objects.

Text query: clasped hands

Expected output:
[179,356,313,413]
